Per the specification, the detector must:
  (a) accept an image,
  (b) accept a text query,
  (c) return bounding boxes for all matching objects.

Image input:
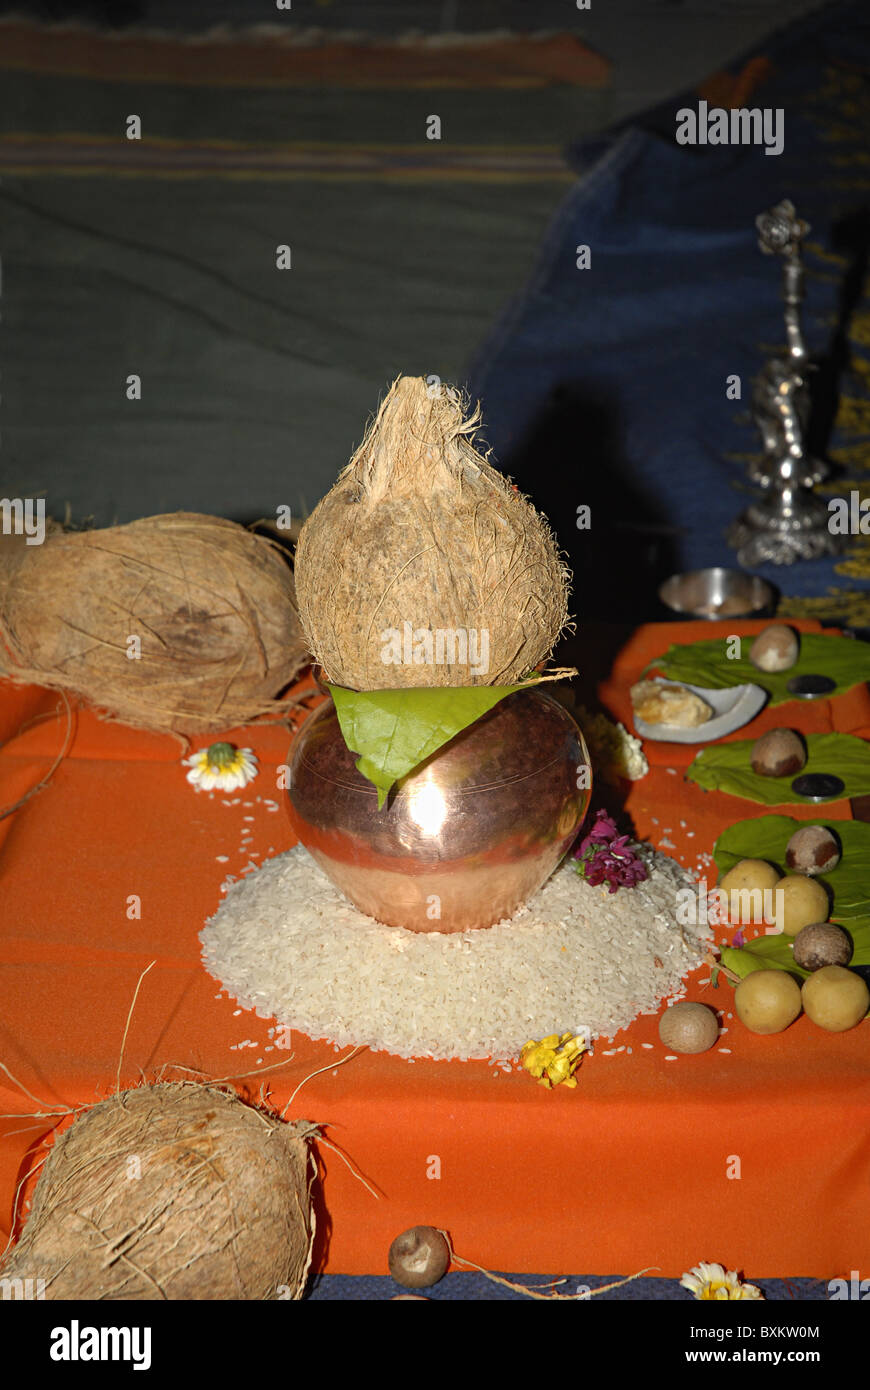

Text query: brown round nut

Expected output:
[657,1002,719,1054]
[749,625,799,673]
[785,825,841,875]
[388,1226,450,1289]
[751,728,806,778]
[792,921,853,972]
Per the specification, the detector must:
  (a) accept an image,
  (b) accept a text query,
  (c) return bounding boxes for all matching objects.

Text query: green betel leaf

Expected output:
[720,937,810,981]
[715,811,870,979]
[645,632,870,706]
[713,815,800,877]
[328,683,525,807]
[721,922,870,980]
[713,815,870,925]
[688,733,870,805]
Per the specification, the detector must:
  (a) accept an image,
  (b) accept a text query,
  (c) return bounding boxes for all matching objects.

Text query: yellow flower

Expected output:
[680,1262,764,1301]
[520,1032,586,1089]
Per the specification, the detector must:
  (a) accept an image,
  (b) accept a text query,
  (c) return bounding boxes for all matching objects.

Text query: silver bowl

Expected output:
[285,689,592,933]
[658,567,776,620]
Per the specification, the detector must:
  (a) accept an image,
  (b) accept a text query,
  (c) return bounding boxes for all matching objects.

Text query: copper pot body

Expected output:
[285,689,591,933]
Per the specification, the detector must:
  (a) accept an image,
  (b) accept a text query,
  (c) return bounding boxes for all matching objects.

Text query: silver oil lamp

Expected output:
[727,199,843,566]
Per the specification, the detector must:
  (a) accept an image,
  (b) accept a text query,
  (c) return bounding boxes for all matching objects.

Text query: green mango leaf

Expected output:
[645,632,870,706]
[688,733,870,805]
[329,682,525,807]
[713,815,870,924]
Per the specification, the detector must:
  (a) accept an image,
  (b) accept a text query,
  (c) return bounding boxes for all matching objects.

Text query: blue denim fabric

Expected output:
[466,0,870,618]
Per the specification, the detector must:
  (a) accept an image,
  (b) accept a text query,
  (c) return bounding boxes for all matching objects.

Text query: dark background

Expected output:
[1,0,831,530]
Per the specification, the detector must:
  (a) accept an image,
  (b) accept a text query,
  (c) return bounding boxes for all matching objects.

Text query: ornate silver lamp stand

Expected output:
[727,200,842,566]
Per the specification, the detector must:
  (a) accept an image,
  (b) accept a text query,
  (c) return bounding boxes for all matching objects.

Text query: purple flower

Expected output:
[578,810,619,849]
[572,809,648,894]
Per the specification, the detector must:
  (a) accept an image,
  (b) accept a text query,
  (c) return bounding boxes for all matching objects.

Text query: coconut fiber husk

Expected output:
[0,513,308,735]
[1,1082,317,1300]
[294,376,571,689]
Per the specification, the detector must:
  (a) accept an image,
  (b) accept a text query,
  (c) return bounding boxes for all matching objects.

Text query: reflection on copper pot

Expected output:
[285,689,591,933]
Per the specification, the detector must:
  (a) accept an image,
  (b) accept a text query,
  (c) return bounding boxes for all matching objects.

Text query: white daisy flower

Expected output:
[681,1261,763,1301]
[184,743,258,792]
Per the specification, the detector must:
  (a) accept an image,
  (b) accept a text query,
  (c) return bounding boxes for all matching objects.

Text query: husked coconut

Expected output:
[0,1082,317,1300]
[294,377,571,689]
[0,513,307,735]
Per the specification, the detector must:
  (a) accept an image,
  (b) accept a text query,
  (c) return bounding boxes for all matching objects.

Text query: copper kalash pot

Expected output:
[285,689,591,933]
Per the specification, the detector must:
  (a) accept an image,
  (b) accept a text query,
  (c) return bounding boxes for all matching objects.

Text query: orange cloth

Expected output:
[1,619,869,1280]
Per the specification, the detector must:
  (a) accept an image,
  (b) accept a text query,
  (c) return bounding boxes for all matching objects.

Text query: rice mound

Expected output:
[200,844,711,1061]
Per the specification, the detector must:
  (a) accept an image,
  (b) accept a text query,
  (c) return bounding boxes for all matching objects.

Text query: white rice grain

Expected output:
[200,843,711,1062]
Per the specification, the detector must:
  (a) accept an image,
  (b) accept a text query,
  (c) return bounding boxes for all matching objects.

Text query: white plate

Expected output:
[632,679,768,744]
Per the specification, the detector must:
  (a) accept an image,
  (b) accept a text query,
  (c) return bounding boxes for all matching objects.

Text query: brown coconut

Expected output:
[0,513,308,735]
[0,1082,317,1300]
[294,377,571,689]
